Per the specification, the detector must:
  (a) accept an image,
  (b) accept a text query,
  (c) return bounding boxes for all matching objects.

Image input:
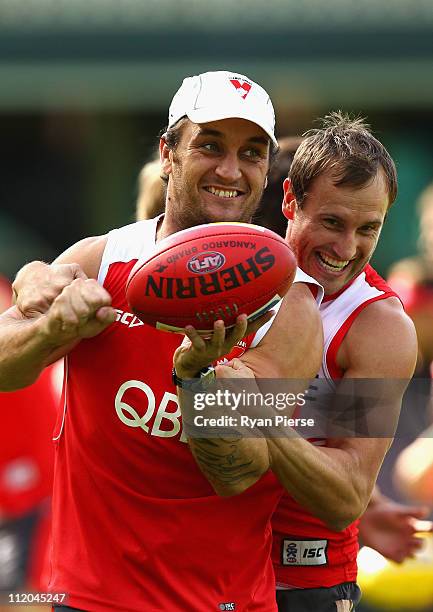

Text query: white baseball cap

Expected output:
[168,70,277,146]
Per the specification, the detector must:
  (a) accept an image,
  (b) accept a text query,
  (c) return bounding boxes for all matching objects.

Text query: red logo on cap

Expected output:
[230,79,252,100]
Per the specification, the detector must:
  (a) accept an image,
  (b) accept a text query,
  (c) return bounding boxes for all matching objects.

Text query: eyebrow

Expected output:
[360,220,383,227]
[320,213,383,227]
[196,128,269,146]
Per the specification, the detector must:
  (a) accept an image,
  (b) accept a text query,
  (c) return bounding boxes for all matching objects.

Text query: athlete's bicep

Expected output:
[322,304,418,506]
[241,283,323,379]
[54,235,108,280]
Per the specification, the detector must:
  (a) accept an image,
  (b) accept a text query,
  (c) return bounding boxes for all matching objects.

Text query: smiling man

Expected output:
[159,72,276,233]
[159,118,271,232]
[283,117,396,295]
[0,71,323,612]
[168,112,418,611]
[269,114,418,611]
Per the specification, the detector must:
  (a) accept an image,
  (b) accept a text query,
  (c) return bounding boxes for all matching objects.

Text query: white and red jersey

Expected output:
[272,265,399,589]
[49,217,289,612]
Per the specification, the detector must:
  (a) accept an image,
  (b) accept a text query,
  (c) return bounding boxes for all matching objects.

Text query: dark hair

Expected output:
[158,118,189,184]
[290,111,398,208]
[253,136,303,236]
[159,117,189,153]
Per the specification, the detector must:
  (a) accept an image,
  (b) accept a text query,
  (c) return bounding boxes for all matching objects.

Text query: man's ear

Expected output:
[160,138,172,176]
[282,178,297,220]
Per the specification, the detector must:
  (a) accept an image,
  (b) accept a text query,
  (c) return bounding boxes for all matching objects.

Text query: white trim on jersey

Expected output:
[294,268,325,304]
[52,357,68,442]
[319,269,390,383]
[98,216,162,285]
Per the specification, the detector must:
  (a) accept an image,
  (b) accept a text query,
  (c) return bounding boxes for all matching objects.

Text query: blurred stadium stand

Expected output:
[0,0,432,277]
[1,0,433,110]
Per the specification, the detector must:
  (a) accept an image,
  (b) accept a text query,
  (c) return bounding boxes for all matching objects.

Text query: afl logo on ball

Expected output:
[187,252,226,274]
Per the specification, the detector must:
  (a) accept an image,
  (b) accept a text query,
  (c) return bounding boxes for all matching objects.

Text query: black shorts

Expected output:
[276,582,362,612]
[54,584,361,612]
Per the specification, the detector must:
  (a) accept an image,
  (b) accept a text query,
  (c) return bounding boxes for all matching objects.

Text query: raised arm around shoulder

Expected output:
[240,282,323,380]
[173,281,322,497]
[0,235,115,391]
[267,297,418,531]
[187,283,322,497]
[173,316,271,497]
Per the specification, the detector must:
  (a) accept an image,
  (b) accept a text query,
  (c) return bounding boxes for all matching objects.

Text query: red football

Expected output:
[126,222,297,334]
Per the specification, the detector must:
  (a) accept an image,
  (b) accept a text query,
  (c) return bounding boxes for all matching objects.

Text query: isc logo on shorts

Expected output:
[282,539,328,566]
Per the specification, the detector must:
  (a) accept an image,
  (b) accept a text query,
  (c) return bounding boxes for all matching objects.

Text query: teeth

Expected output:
[318,252,350,270]
[207,186,239,198]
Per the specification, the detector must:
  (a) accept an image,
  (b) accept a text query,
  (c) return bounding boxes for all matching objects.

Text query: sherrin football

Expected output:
[126,222,297,334]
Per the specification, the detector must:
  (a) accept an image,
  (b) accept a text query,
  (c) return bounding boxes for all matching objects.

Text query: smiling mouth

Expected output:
[204,186,243,199]
[316,251,351,272]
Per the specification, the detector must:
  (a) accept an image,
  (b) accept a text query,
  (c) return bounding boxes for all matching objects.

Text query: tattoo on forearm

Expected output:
[190,438,260,485]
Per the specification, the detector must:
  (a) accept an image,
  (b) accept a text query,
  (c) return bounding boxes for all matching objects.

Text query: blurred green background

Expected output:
[1,0,433,280]
[1,2,433,610]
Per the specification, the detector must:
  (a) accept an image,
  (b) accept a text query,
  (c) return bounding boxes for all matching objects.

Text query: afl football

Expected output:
[126,222,297,334]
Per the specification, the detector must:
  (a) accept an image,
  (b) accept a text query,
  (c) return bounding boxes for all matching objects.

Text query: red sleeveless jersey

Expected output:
[272,265,399,589]
[48,218,283,612]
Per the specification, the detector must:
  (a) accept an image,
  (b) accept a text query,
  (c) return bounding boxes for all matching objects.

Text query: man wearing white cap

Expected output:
[0,71,322,611]
[160,70,278,230]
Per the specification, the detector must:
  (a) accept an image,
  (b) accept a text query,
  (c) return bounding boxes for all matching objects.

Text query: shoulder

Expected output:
[54,235,108,279]
[274,281,322,335]
[52,219,154,279]
[244,281,323,378]
[251,271,322,347]
[341,297,417,377]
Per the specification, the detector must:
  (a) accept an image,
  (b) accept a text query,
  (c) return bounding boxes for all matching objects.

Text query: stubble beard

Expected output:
[166,155,265,230]
[168,181,264,231]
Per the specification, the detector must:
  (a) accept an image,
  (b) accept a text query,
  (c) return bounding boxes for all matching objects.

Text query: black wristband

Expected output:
[172,366,216,390]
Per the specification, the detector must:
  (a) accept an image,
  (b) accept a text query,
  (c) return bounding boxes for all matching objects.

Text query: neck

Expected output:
[156,210,188,242]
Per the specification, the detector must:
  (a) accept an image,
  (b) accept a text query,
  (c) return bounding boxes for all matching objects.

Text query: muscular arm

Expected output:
[183,412,268,497]
[0,236,115,391]
[267,298,418,530]
[175,283,323,496]
[0,307,68,390]
[174,317,270,496]
[240,283,323,380]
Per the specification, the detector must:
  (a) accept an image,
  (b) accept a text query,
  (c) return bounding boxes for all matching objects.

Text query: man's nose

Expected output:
[332,232,357,261]
[215,153,242,183]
